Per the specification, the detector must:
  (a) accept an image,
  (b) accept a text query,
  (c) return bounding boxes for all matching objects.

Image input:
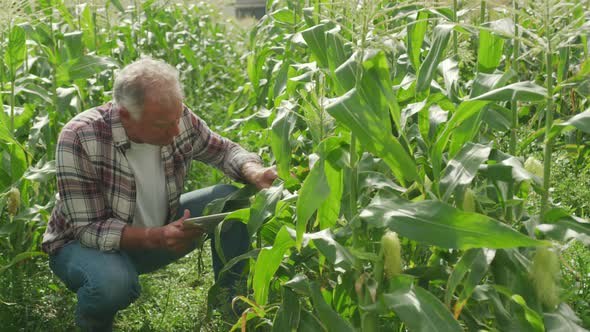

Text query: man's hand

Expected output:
[122,209,203,253]
[241,162,278,189]
[147,209,204,253]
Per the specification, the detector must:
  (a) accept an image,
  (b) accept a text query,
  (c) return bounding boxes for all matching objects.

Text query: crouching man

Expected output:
[42,58,277,331]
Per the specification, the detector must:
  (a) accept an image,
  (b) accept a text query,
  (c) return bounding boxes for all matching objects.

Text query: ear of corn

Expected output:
[381,231,402,280]
[462,188,476,213]
[530,247,561,309]
[7,187,20,217]
[524,157,544,178]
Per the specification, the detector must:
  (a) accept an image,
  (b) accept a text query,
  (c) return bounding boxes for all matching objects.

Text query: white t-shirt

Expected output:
[126,142,167,228]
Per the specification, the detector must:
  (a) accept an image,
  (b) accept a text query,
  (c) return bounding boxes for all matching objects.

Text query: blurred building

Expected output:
[234,0,266,19]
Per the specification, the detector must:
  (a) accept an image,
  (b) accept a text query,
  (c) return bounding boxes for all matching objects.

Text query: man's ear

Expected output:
[119,107,130,120]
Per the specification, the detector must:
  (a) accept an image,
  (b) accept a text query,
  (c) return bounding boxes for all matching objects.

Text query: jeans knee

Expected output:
[213,184,239,197]
[78,268,140,316]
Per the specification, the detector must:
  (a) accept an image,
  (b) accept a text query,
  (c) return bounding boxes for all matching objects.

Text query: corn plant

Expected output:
[211,0,590,330]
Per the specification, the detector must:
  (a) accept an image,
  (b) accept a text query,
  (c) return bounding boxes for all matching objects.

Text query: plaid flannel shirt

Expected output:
[42,102,261,254]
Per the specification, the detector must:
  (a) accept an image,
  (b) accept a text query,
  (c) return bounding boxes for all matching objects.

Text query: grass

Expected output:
[0,244,226,332]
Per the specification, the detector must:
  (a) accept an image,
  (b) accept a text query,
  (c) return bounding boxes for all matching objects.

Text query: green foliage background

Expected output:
[1,0,590,331]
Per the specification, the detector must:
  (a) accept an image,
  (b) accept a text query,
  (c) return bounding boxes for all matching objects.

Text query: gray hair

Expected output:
[113,57,184,120]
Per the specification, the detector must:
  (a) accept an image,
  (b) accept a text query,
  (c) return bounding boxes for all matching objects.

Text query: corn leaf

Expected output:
[361,197,547,249]
[296,160,330,249]
[326,88,417,184]
[408,10,429,71]
[253,226,295,305]
[380,275,462,332]
[416,24,454,93]
[471,81,547,102]
[478,29,505,73]
[6,25,26,80]
[440,142,491,201]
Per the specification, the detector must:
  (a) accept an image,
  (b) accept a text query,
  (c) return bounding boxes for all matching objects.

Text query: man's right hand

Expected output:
[121,209,204,253]
[147,209,203,253]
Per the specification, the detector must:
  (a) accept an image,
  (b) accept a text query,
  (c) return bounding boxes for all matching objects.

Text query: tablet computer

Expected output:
[182,212,231,233]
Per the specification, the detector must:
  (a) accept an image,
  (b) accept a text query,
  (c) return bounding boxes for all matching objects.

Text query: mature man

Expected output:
[41,58,276,331]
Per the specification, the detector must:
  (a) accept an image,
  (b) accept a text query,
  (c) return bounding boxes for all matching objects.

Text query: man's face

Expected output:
[125,94,183,146]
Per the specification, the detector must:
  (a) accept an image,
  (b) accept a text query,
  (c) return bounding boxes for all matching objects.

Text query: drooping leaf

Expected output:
[56,55,117,83]
[309,281,355,331]
[253,226,295,305]
[248,183,284,236]
[307,229,355,269]
[440,143,491,201]
[296,160,330,249]
[380,275,462,332]
[537,208,590,245]
[270,102,297,179]
[471,81,547,102]
[272,287,301,332]
[326,88,417,184]
[432,100,490,178]
[301,23,330,69]
[361,197,547,249]
[477,29,505,73]
[445,249,496,311]
[23,160,56,182]
[416,24,454,93]
[549,108,590,140]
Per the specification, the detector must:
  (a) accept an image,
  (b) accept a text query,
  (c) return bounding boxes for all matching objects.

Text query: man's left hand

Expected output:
[242,162,278,189]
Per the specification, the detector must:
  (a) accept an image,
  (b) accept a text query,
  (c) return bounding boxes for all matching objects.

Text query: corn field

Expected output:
[1,0,590,330]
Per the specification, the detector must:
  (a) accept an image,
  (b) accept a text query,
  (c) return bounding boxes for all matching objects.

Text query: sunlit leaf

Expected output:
[361,197,547,249]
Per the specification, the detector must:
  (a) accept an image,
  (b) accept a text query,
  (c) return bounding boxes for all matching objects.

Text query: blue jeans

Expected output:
[49,184,249,331]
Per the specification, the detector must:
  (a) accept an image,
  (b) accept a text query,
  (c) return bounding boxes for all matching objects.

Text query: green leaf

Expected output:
[64,31,84,59]
[477,29,505,73]
[309,281,355,331]
[248,183,283,236]
[6,25,27,80]
[537,208,590,245]
[109,0,125,12]
[549,108,590,141]
[471,81,547,102]
[511,295,546,332]
[272,287,301,332]
[253,226,295,305]
[301,24,330,69]
[317,159,342,230]
[440,143,491,201]
[23,160,56,182]
[470,71,515,98]
[326,88,417,184]
[416,24,453,93]
[361,197,547,249]
[307,229,355,269]
[544,305,588,332]
[407,10,429,71]
[56,55,116,83]
[438,57,460,100]
[0,251,47,274]
[296,160,330,249]
[270,102,296,179]
[271,7,296,25]
[432,100,489,178]
[380,275,462,332]
[445,249,495,307]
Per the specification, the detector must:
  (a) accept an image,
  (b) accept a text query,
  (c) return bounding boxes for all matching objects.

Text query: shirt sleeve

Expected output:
[189,112,262,182]
[56,128,127,251]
